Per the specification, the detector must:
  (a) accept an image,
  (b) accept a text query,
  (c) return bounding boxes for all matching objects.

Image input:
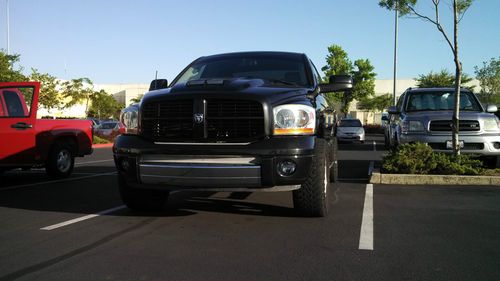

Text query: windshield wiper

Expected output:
[264,78,299,86]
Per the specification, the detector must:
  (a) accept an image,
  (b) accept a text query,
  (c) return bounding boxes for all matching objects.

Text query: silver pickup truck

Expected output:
[385,87,500,168]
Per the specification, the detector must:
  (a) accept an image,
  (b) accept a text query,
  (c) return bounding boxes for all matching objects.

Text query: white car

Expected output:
[337,118,365,143]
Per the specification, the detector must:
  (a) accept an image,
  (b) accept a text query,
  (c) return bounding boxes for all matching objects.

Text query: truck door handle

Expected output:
[11,122,33,130]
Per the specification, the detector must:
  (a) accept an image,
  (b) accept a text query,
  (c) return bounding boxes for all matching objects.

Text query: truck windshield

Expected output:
[406,91,482,112]
[172,55,310,87]
[339,119,362,127]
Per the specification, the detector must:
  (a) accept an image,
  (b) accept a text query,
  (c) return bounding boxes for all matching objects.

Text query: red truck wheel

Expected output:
[46,142,75,179]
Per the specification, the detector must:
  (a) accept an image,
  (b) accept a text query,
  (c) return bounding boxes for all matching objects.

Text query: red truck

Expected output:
[0,82,93,178]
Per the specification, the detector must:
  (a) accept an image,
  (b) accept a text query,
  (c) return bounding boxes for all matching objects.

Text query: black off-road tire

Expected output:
[293,138,330,217]
[45,141,75,179]
[118,175,169,211]
[330,137,339,183]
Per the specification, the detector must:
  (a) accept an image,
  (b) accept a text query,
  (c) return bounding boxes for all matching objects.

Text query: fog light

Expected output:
[494,142,500,149]
[120,158,130,171]
[277,160,296,177]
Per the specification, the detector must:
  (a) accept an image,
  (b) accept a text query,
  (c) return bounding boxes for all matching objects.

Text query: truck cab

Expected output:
[0,82,94,178]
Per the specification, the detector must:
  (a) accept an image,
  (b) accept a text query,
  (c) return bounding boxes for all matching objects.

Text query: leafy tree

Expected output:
[29,68,62,112]
[88,90,124,120]
[61,78,94,116]
[358,94,392,112]
[130,94,144,104]
[0,50,27,82]
[379,0,475,156]
[416,69,473,90]
[474,57,500,105]
[321,45,376,116]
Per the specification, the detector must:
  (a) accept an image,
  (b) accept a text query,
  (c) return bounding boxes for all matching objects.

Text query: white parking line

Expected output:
[75,159,114,166]
[40,205,127,231]
[359,183,374,250]
[0,172,117,192]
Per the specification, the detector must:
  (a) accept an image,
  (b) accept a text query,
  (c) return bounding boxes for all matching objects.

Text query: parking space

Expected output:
[0,137,499,281]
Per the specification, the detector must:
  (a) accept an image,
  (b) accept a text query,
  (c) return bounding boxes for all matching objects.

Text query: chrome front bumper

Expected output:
[138,155,262,187]
[400,133,500,155]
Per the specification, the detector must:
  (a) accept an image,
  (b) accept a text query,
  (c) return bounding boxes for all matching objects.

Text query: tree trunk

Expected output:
[452,0,461,157]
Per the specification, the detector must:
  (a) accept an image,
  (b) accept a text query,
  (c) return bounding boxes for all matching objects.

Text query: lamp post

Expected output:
[6,0,10,55]
[392,4,398,106]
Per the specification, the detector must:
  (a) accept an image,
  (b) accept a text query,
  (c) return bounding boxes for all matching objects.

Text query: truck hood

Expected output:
[142,78,313,106]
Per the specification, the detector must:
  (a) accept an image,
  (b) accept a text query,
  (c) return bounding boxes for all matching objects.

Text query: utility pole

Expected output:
[6,0,10,55]
[392,4,398,105]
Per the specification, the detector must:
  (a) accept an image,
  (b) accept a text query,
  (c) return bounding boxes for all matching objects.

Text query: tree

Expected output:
[88,90,124,120]
[61,78,94,116]
[416,69,473,90]
[29,68,62,112]
[130,94,144,104]
[321,45,376,116]
[474,57,500,105]
[358,94,393,112]
[379,0,474,156]
[0,50,27,82]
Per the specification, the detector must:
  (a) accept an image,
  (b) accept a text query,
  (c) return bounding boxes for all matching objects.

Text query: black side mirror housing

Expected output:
[387,106,399,114]
[149,79,169,91]
[319,75,353,93]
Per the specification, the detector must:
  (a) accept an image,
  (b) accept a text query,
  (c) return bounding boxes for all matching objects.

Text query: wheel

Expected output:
[293,138,330,217]
[330,137,339,183]
[45,141,75,179]
[118,175,169,211]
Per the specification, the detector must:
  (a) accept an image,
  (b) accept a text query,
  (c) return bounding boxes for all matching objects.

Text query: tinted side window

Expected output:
[0,87,33,118]
[396,93,405,111]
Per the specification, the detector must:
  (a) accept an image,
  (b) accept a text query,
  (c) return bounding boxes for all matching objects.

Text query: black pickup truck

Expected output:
[114,52,352,216]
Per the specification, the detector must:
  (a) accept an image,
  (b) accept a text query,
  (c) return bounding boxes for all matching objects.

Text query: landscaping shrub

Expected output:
[382,142,484,175]
[93,135,111,144]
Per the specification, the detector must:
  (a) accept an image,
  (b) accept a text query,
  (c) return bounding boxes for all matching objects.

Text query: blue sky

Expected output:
[0,0,498,84]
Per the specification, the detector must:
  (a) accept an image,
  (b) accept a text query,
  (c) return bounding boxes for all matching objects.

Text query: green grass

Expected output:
[93,135,111,144]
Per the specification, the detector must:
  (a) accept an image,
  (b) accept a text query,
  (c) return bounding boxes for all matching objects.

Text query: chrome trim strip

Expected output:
[140,164,260,169]
[154,142,251,146]
[141,175,260,180]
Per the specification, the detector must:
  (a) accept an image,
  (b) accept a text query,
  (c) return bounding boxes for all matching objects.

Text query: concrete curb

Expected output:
[92,143,113,149]
[370,169,500,186]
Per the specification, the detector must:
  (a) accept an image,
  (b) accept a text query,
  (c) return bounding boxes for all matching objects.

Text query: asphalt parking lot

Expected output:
[1,135,499,281]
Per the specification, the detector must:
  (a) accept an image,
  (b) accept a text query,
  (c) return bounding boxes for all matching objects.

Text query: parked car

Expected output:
[114,51,354,217]
[386,87,500,167]
[336,118,365,143]
[95,121,125,139]
[0,82,93,178]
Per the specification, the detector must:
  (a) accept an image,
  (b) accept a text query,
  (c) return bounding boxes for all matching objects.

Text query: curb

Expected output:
[370,169,500,186]
[92,143,113,149]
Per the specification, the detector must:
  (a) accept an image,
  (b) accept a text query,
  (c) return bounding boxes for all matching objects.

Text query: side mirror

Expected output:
[387,106,399,114]
[149,79,169,91]
[486,104,498,113]
[319,75,353,93]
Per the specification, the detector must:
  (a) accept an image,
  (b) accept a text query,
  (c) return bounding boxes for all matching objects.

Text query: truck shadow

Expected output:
[0,168,299,218]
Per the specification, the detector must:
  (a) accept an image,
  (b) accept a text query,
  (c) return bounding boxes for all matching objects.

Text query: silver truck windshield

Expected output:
[406,91,482,112]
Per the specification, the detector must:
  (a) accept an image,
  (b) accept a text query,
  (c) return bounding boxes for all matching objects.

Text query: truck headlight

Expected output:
[402,120,424,134]
[484,118,500,131]
[120,105,139,134]
[273,104,315,135]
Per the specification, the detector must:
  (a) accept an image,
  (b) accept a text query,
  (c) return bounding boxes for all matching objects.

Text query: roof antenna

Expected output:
[154,70,158,89]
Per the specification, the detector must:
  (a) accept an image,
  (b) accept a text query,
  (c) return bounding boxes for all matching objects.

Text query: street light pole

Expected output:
[392,5,398,106]
[6,0,10,55]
